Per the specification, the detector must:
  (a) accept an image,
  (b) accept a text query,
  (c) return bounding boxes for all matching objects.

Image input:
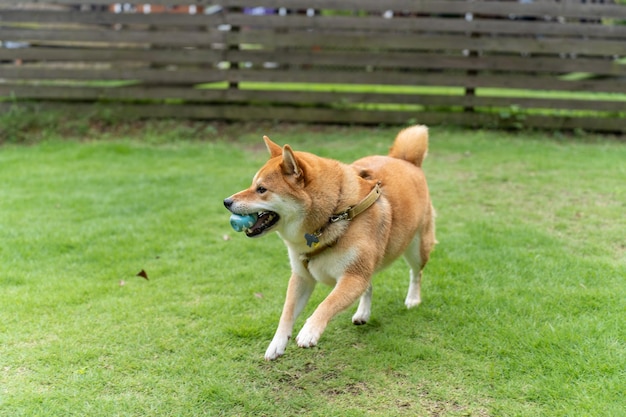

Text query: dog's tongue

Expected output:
[246,213,269,236]
[245,212,278,237]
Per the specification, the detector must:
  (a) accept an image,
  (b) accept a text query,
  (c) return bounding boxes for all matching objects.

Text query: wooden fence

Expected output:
[1,0,625,132]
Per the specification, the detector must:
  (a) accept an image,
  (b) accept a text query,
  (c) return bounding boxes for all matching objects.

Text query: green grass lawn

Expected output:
[1,119,625,416]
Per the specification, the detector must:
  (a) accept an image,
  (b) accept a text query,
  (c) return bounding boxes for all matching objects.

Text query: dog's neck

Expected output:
[296,181,381,271]
[302,182,381,249]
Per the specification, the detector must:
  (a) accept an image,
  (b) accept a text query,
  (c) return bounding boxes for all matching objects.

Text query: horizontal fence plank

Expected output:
[231,31,626,57]
[3,47,623,77]
[3,10,625,40]
[4,26,622,56]
[2,101,623,132]
[226,15,626,40]
[226,70,626,94]
[0,27,224,48]
[0,67,224,84]
[0,10,224,26]
[224,50,626,76]
[0,46,224,65]
[4,0,626,20]
[2,66,625,94]
[3,84,625,113]
[224,0,626,20]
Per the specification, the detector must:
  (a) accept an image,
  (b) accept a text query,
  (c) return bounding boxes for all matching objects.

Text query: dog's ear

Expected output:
[281,145,302,179]
[263,135,282,158]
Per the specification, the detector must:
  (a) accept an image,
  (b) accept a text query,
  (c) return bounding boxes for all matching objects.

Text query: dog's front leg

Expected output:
[297,274,370,348]
[265,273,316,361]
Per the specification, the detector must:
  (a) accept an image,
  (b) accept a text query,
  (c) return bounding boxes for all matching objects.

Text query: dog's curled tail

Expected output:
[388,125,429,167]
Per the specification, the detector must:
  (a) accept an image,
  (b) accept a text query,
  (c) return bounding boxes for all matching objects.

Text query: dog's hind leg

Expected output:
[404,220,436,308]
[404,236,423,309]
[352,284,372,325]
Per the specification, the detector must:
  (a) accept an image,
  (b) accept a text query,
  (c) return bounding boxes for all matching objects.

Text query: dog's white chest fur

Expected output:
[289,246,358,286]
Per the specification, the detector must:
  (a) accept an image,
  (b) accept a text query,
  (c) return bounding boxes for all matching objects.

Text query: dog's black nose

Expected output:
[224,197,233,210]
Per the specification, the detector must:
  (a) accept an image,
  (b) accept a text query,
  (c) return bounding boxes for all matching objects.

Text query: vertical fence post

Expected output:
[227,5,241,90]
[464,7,478,114]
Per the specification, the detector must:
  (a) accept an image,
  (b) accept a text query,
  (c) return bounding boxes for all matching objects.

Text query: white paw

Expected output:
[264,337,289,361]
[352,311,370,325]
[296,322,321,348]
[405,296,421,309]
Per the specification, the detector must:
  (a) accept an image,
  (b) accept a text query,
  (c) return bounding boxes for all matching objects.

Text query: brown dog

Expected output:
[224,125,436,360]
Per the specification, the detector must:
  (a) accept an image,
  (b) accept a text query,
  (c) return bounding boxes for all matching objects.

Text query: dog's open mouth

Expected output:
[245,211,280,237]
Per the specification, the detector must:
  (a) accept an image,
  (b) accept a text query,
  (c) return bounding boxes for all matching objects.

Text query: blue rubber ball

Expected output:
[230,213,257,232]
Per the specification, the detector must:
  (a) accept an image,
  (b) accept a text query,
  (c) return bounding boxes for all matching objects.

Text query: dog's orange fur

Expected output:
[224,125,436,360]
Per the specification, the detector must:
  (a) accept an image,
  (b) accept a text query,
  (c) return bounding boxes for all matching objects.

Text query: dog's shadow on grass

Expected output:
[345,303,433,338]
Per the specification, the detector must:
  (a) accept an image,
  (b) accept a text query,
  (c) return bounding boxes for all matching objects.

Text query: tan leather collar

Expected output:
[329,182,382,224]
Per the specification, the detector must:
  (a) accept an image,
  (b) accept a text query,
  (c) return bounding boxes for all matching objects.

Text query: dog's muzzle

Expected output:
[223,197,280,237]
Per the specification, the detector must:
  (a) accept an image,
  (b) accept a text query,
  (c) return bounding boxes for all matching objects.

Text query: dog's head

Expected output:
[223,136,307,238]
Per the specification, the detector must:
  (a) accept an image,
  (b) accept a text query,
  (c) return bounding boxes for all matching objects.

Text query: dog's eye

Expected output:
[256,186,267,194]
